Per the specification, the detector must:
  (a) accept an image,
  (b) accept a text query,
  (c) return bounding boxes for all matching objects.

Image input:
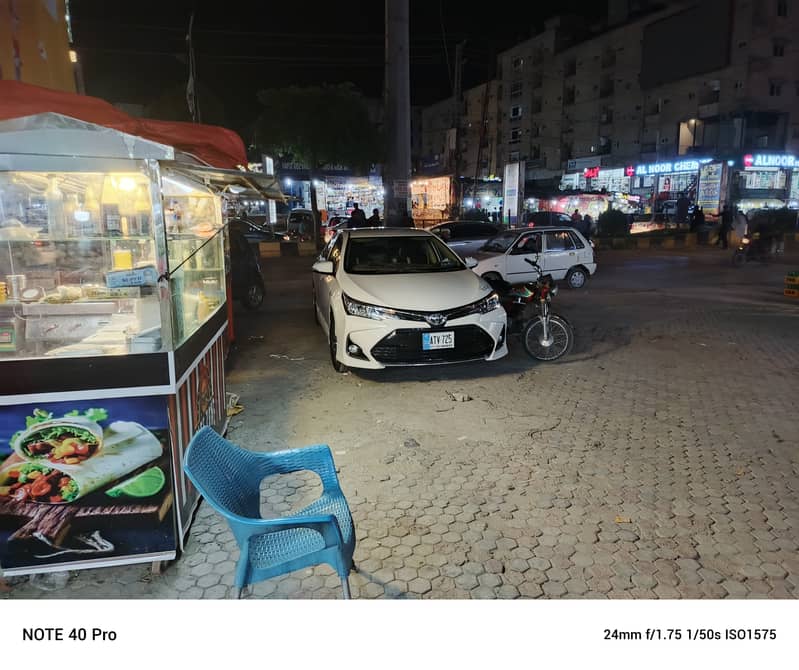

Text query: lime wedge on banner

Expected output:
[106,466,166,498]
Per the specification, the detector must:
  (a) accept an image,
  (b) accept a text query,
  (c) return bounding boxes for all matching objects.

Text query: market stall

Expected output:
[0,114,231,576]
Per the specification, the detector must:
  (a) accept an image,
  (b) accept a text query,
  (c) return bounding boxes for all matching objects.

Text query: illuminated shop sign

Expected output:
[635,159,707,176]
[625,166,635,177]
[743,154,797,169]
[583,166,600,178]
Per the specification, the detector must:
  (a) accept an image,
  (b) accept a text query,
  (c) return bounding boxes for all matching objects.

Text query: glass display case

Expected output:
[0,165,226,358]
[161,170,226,348]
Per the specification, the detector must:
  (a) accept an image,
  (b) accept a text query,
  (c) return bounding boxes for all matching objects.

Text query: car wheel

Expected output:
[328,314,347,373]
[241,280,265,310]
[565,267,588,289]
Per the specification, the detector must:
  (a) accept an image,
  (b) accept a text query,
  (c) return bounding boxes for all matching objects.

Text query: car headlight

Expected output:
[342,294,399,320]
[477,292,500,313]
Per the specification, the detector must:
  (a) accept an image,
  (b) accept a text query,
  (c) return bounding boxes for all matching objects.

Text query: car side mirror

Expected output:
[464,256,478,269]
[312,260,334,274]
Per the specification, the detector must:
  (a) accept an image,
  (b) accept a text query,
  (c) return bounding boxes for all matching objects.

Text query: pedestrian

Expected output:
[581,213,593,240]
[717,205,732,249]
[691,205,705,232]
[366,208,381,227]
[348,202,367,228]
[570,208,581,224]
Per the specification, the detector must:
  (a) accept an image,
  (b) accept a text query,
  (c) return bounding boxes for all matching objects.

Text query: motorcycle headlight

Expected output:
[742,237,750,245]
[342,294,399,320]
[477,292,500,313]
[550,285,559,296]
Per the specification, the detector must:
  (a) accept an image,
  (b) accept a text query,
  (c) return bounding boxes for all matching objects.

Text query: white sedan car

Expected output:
[312,228,508,371]
[472,226,597,289]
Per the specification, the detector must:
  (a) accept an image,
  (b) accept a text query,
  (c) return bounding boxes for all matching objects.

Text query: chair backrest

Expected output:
[183,426,262,519]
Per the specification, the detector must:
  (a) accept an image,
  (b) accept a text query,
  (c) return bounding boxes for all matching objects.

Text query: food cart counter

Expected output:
[0,117,229,576]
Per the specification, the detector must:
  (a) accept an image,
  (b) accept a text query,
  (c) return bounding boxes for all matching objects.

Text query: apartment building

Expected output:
[493,0,799,203]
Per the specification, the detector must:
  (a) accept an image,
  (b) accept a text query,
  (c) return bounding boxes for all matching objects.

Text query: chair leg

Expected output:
[341,574,351,600]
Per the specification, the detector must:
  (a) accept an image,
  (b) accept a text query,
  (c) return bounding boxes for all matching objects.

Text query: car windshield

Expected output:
[481,231,519,253]
[344,235,465,274]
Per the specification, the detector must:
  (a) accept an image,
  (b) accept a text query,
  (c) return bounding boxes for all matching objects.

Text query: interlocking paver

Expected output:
[5,252,798,602]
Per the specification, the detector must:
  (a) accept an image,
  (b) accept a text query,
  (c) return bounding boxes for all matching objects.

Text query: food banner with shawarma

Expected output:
[0,397,176,575]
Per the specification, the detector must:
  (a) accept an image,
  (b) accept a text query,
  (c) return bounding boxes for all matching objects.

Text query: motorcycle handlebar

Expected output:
[523,257,542,272]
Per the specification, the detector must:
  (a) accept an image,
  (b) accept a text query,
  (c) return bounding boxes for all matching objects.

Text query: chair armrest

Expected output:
[231,513,345,548]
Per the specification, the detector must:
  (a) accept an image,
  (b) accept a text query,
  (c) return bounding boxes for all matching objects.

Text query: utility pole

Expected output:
[384,0,412,226]
[452,41,465,212]
[186,11,201,123]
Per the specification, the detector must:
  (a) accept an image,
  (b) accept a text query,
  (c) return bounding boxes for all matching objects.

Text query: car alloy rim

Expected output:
[571,271,585,287]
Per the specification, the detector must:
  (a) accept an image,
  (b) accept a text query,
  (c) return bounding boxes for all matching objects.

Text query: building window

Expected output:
[509,128,522,144]
[757,135,769,147]
[734,80,744,89]
[510,81,523,99]
[512,56,524,71]
[509,150,520,162]
[600,107,614,124]
[778,0,788,17]
[770,80,783,96]
[510,105,522,119]
[773,40,786,57]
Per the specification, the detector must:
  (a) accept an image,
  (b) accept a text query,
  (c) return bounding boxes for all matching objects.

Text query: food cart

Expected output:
[0,113,235,576]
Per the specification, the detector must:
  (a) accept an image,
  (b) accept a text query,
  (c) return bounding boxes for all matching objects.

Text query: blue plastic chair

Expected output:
[183,426,356,599]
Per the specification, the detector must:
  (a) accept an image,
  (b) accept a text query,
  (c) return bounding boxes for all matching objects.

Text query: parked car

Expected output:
[229,217,288,244]
[429,221,502,258]
[312,228,508,371]
[287,208,315,240]
[228,221,266,309]
[524,211,572,228]
[472,226,596,289]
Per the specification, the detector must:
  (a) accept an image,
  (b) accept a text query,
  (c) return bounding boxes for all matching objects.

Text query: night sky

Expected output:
[70,0,605,135]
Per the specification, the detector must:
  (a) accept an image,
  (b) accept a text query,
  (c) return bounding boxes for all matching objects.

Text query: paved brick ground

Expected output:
[4,248,798,599]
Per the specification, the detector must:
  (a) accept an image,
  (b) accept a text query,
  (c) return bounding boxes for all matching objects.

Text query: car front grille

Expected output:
[371,325,495,364]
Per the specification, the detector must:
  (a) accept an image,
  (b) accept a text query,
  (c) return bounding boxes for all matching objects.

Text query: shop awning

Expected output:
[0,113,175,160]
[162,162,286,202]
[0,81,248,169]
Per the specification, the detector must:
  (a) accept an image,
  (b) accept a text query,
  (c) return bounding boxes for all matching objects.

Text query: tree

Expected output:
[255,84,382,246]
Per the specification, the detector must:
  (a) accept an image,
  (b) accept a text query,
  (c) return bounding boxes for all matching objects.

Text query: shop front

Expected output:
[411,175,453,227]
[731,152,797,214]
[0,116,231,576]
[560,165,633,194]
[631,158,707,216]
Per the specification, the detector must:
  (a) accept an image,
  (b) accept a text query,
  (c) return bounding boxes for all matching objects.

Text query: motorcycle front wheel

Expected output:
[522,314,574,361]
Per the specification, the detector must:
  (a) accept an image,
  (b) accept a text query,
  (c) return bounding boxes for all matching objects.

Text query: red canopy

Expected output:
[0,81,247,169]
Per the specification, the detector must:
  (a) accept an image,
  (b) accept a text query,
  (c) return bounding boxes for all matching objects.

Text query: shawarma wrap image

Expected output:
[12,415,104,464]
[0,421,162,504]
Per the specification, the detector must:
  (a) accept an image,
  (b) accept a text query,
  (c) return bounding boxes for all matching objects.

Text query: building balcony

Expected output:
[698,102,719,119]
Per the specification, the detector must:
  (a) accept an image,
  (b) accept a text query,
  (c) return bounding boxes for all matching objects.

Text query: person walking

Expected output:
[366,208,381,227]
[570,208,581,224]
[348,202,367,228]
[717,205,732,249]
[581,213,593,240]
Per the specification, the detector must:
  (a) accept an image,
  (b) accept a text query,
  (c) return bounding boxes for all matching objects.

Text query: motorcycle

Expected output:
[490,257,575,361]
[732,231,781,267]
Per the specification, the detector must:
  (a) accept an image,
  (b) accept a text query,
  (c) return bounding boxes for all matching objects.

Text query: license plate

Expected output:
[422,331,454,350]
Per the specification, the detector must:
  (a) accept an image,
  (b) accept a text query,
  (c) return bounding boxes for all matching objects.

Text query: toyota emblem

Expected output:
[425,313,447,327]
